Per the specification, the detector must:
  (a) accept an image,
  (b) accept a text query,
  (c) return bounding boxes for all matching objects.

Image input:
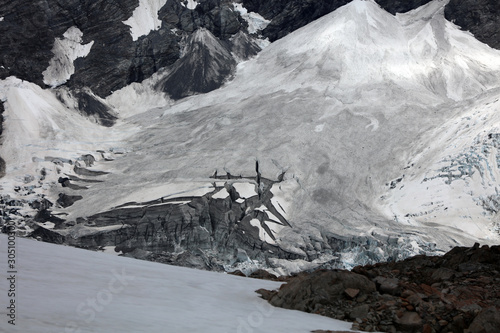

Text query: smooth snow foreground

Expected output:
[0,235,359,333]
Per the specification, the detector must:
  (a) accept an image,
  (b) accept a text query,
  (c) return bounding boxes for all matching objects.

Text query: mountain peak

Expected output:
[234,0,500,103]
[397,0,450,25]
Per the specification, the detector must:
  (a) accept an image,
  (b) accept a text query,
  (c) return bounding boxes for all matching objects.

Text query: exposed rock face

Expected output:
[159,0,244,39]
[56,193,83,208]
[258,244,500,333]
[0,100,4,178]
[73,89,117,127]
[0,1,59,87]
[0,0,247,99]
[375,0,434,14]
[0,0,138,92]
[156,28,237,99]
[445,0,500,49]
[0,99,4,137]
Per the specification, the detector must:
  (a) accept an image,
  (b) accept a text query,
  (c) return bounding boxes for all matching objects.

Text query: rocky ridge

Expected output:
[257,243,500,333]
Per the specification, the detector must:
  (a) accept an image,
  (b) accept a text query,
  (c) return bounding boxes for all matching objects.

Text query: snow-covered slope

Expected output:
[0,235,359,332]
[2,0,500,271]
[71,0,500,245]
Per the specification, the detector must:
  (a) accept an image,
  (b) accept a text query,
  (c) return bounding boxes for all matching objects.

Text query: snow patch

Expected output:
[180,0,198,10]
[233,182,257,198]
[115,182,215,209]
[0,235,357,333]
[123,0,168,41]
[101,246,123,256]
[233,3,270,34]
[212,187,229,199]
[42,27,94,88]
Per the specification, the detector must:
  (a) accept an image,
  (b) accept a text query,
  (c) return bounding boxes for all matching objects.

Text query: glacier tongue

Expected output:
[3,0,500,273]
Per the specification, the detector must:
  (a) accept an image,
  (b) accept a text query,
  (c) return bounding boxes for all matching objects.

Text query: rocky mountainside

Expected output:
[1,0,500,274]
[258,243,500,332]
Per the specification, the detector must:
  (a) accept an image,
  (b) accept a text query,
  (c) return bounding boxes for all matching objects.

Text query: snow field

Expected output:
[0,235,361,333]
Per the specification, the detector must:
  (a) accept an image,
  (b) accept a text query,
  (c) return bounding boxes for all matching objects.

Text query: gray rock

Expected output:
[431,267,455,282]
[57,193,83,208]
[230,31,261,61]
[374,276,401,296]
[445,0,500,49]
[465,307,500,333]
[395,312,423,331]
[156,28,236,99]
[266,270,375,312]
[349,304,370,320]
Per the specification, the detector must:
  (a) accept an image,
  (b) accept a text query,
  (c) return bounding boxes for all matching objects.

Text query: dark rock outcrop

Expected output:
[0,99,4,138]
[156,28,237,99]
[0,0,59,87]
[258,244,500,333]
[57,193,83,208]
[0,0,244,98]
[0,0,138,92]
[159,0,244,39]
[375,0,434,15]
[73,89,117,127]
[0,100,4,178]
[0,157,5,179]
[230,31,262,61]
[445,0,500,50]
